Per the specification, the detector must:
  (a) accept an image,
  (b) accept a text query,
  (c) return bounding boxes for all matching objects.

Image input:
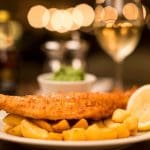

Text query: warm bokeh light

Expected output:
[51,10,63,32]
[61,10,73,31]
[118,22,132,28]
[94,6,105,25]
[123,3,138,20]
[27,5,49,28]
[46,7,81,32]
[67,8,81,31]
[42,9,50,27]
[49,60,61,72]
[9,21,23,41]
[74,4,95,27]
[28,3,95,32]
[45,8,57,31]
[103,6,118,23]
[0,10,10,22]
[72,7,84,27]
[51,10,73,33]
[96,0,105,4]
[142,5,147,19]
[72,58,82,69]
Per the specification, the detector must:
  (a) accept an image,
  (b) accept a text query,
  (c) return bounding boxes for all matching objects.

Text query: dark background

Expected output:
[0,0,148,62]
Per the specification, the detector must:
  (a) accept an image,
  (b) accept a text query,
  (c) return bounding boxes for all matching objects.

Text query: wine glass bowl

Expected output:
[94,0,144,89]
[95,22,142,63]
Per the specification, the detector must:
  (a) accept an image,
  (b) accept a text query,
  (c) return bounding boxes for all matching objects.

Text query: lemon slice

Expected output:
[127,85,150,131]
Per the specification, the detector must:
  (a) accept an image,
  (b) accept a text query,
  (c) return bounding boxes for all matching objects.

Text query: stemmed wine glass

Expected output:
[94,0,144,89]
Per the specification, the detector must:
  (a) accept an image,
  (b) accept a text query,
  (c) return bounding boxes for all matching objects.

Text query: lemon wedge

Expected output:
[127,85,150,131]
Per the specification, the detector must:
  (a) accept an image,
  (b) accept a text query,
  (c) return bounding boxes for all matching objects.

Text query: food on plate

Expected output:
[6,124,22,136]
[3,114,24,127]
[32,119,53,132]
[3,109,138,140]
[112,109,130,123]
[63,128,86,141]
[52,120,70,133]
[104,120,130,138]
[85,124,118,140]
[0,88,143,141]
[127,85,150,131]
[0,90,133,120]
[51,65,85,81]
[123,116,138,135]
[73,119,88,129]
[21,119,49,139]
[97,121,105,128]
[47,132,63,140]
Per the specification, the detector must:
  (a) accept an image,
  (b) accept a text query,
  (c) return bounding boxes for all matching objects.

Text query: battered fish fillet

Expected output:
[0,90,133,120]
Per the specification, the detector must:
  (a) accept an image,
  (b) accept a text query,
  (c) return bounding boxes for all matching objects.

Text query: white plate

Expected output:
[0,111,150,150]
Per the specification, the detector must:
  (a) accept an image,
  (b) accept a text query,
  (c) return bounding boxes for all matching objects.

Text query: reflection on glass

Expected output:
[94,0,144,89]
[43,36,89,73]
[95,23,141,62]
[43,41,65,72]
[64,32,89,70]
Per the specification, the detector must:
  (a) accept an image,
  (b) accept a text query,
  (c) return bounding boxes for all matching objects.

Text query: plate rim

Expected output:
[0,111,150,147]
[0,132,150,147]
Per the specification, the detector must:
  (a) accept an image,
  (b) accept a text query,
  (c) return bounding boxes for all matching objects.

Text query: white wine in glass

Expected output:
[95,23,141,63]
[94,0,144,89]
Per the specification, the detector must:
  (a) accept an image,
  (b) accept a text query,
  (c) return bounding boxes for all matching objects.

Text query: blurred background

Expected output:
[0,0,149,95]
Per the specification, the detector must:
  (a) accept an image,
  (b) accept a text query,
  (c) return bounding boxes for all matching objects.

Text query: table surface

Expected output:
[0,141,150,150]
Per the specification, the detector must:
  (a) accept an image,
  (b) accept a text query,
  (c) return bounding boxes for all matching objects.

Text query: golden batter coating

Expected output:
[0,90,133,120]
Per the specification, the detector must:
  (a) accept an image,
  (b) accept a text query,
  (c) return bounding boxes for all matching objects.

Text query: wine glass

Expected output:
[94,0,144,89]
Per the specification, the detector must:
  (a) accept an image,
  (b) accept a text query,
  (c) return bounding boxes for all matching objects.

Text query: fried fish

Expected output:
[0,89,134,121]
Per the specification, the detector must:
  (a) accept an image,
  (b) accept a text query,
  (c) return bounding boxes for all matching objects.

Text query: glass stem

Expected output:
[114,61,123,90]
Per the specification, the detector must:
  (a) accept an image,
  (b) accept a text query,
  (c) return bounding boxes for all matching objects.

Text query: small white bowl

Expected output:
[37,73,97,95]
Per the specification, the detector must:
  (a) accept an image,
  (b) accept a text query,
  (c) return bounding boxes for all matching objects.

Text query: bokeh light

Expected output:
[142,5,147,19]
[42,9,50,27]
[51,10,73,33]
[74,4,95,27]
[61,10,73,31]
[27,5,49,28]
[51,10,63,32]
[0,10,10,22]
[27,3,95,33]
[72,8,84,27]
[96,0,105,4]
[67,8,81,31]
[103,6,118,23]
[45,8,57,31]
[123,3,138,20]
[94,6,105,25]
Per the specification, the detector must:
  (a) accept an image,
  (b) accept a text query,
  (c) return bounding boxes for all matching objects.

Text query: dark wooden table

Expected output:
[0,141,150,150]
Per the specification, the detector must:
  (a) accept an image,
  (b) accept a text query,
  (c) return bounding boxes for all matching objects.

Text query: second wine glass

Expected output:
[94,0,144,89]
